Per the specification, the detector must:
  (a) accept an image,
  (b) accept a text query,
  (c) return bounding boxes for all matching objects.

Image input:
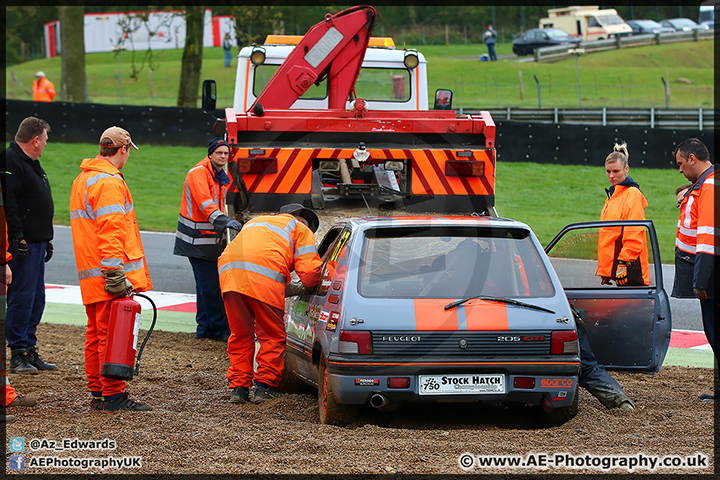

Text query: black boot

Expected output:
[27,347,58,371]
[9,349,39,375]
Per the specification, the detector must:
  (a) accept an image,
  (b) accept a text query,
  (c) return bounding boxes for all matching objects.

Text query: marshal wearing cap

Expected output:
[100,126,139,150]
[279,203,319,233]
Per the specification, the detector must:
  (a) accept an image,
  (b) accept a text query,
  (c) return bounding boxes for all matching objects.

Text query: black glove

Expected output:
[614,261,629,286]
[285,281,306,297]
[600,276,612,285]
[45,241,54,263]
[226,220,243,231]
[13,238,28,263]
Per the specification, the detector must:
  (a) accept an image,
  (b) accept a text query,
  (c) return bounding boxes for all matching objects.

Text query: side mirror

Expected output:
[434,89,453,110]
[202,80,217,112]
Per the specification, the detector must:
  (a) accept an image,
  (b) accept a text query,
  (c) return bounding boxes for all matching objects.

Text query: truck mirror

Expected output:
[202,80,217,112]
[434,89,453,110]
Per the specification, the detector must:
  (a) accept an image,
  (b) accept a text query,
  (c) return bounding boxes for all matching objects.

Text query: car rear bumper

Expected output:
[325,354,580,408]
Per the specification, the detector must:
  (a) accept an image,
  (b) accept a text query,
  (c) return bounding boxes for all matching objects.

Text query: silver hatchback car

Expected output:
[282,216,671,426]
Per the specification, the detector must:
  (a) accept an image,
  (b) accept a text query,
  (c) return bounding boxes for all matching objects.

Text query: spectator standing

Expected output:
[69,126,153,412]
[672,138,718,401]
[174,137,242,342]
[596,142,650,286]
[1,185,38,423]
[32,71,56,102]
[483,24,498,61]
[223,33,233,68]
[219,204,323,404]
[1,117,57,375]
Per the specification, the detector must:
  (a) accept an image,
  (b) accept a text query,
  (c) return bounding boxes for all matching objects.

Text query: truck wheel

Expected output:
[540,389,579,427]
[311,170,325,210]
[277,351,303,393]
[318,355,358,426]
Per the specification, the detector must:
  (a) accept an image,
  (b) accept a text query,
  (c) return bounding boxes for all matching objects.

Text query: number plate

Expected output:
[418,374,505,395]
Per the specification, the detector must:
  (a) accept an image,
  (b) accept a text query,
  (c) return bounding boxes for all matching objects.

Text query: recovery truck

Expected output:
[202,5,497,214]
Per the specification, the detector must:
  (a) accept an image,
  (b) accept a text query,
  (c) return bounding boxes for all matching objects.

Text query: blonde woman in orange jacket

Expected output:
[69,127,153,413]
[596,142,650,286]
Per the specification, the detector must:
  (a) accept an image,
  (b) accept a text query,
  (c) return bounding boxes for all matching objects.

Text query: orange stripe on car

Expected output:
[414,299,459,330]
[464,300,509,330]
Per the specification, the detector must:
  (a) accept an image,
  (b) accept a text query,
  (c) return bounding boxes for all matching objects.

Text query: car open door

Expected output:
[545,220,671,372]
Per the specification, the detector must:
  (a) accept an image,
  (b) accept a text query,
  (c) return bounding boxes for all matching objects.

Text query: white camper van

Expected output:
[539,6,632,41]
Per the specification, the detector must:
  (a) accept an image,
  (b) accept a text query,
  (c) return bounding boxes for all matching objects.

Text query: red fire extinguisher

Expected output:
[101,292,157,380]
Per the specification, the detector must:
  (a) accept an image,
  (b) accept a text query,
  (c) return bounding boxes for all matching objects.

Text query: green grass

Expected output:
[34,142,684,264]
[5,40,714,109]
[495,162,683,264]
[40,142,203,232]
[417,41,714,109]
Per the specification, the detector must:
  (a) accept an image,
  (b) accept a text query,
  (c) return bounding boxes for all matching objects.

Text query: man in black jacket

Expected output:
[1,117,58,374]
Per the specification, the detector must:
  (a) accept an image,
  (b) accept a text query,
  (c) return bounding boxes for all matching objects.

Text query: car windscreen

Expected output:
[545,29,570,39]
[253,64,411,103]
[358,226,554,299]
[597,14,626,26]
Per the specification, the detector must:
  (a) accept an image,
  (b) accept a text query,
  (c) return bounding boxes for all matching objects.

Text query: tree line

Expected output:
[6,5,694,107]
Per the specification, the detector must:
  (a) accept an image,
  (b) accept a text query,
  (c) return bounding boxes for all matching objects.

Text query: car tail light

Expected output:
[551,330,578,354]
[445,160,484,177]
[235,157,278,174]
[387,377,410,389]
[339,331,372,354]
[514,377,536,389]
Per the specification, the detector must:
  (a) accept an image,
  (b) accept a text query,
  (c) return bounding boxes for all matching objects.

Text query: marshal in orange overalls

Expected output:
[219,212,322,390]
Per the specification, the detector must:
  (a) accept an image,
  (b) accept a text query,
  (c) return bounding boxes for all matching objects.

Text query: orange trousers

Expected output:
[2,363,17,406]
[224,292,285,389]
[85,300,126,396]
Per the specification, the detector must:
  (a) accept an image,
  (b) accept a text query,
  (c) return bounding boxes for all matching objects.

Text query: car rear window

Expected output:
[358,226,554,299]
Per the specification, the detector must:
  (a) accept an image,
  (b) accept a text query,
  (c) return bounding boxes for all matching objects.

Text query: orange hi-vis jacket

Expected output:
[673,165,716,298]
[219,213,323,310]
[32,77,56,102]
[173,157,231,260]
[596,184,650,284]
[69,156,152,305]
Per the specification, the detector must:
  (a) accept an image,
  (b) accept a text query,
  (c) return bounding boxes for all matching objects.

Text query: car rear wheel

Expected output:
[540,388,579,427]
[318,354,358,426]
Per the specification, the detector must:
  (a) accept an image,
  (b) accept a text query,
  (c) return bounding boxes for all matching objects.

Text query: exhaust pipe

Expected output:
[370,393,390,409]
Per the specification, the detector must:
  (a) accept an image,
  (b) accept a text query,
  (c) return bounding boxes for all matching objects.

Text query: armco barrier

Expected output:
[495,120,713,169]
[5,99,216,147]
[535,29,714,62]
[6,100,713,169]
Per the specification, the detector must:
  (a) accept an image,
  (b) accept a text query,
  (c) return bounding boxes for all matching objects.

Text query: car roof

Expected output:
[334,215,532,232]
[630,19,660,25]
[527,27,565,33]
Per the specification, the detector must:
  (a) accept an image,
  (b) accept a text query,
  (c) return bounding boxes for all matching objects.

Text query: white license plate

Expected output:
[418,374,505,395]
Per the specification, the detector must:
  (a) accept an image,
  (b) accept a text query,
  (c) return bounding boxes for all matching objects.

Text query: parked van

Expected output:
[539,5,632,41]
[699,0,719,28]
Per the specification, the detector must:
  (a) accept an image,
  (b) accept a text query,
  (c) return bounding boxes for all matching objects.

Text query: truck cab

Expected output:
[203,5,495,214]
[233,35,429,113]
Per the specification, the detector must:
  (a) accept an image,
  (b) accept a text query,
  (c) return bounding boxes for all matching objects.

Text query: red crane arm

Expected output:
[250,5,376,112]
